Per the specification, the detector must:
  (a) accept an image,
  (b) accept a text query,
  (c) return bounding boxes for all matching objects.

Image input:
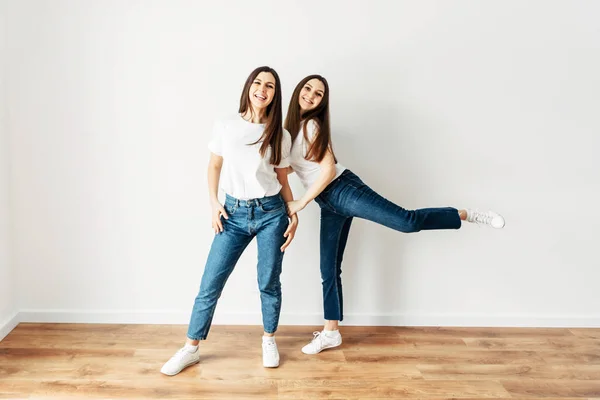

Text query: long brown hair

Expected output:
[239,66,283,165]
[284,75,335,163]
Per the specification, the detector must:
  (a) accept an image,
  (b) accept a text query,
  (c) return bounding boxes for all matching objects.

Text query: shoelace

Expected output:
[310,331,323,347]
[264,341,278,356]
[169,347,190,362]
[471,210,493,225]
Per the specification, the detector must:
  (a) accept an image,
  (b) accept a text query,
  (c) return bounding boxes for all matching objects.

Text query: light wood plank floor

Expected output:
[1,324,599,399]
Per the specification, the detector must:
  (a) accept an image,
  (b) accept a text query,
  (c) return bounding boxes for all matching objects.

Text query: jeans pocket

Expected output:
[260,200,285,214]
[344,172,365,189]
[224,203,238,216]
[315,195,337,213]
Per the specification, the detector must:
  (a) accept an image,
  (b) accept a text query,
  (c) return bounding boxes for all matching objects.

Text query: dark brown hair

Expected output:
[239,66,284,165]
[284,75,335,163]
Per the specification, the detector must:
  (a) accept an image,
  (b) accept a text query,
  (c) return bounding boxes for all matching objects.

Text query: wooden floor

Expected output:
[1,324,599,399]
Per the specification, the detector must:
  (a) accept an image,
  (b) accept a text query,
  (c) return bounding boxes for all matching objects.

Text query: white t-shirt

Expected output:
[289,120,345,189]
[208,114,292,200]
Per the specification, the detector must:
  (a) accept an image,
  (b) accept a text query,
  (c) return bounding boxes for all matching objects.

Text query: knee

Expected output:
[403,222,421,233]
[400,212,421,233]
[320,272,338,285]
[258,279,281,295]
[195,288,221,304]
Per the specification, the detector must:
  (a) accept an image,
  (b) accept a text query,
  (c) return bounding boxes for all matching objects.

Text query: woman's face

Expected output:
[249,71,276,110]
[298,78,325,112]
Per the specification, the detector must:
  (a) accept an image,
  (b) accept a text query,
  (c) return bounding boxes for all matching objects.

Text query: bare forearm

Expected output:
[276,169,294,202]
[207,152,224,202]
[299,166,336,206]
[279,180,294,203]
[208,168,221,203]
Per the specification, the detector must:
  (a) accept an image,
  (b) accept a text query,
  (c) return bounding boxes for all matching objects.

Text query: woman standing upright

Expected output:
[161,66,298,375]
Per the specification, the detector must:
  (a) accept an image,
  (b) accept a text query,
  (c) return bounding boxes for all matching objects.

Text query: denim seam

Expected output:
[259,204,285,214]
[330,219,345,321]
[198,297,220,339]
[322,197,337,213]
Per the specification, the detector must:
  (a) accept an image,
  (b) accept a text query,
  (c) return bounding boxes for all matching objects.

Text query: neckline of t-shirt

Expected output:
[239,113,266,126]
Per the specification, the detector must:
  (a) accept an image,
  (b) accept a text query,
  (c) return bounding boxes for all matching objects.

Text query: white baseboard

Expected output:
[0,311,20,341]
[17,309,600,328]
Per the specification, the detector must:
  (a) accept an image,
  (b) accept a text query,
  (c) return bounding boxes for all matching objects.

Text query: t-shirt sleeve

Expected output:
[208,120,224,156]
[276,129,292,168]
[305,119,319,141]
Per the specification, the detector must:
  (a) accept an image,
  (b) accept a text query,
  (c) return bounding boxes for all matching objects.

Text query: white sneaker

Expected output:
[160,345,200,376]
[465,209,505,229]
[262,338,280,368]
[301,331,342,355]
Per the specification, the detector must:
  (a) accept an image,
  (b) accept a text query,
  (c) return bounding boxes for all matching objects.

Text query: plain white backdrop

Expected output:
[0,0,16,339]
[1,0,599,339]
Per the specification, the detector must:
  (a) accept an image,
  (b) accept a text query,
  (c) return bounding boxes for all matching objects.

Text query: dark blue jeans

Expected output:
[187,193,288,340]
[314,170,461,321]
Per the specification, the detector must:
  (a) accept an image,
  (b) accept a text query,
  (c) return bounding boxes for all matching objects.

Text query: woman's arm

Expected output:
[208,153,228,234]
[286,149,336,216]
[275,167,299,252]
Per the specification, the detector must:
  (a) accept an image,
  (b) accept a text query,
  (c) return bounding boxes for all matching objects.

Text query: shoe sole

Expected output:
[160,359,200,376]
[263,363,279,368]
[302,341,342,355]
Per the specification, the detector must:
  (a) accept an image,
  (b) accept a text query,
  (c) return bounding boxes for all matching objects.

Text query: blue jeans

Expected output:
[314,170,461,321]
[187,193,288,340]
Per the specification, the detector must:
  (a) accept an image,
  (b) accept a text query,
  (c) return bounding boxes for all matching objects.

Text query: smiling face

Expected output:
[298,78,325,112]
[248,71,276,111]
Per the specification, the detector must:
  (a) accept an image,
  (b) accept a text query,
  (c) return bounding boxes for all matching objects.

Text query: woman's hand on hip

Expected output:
[286,200,306,216]
[211,200,228,234]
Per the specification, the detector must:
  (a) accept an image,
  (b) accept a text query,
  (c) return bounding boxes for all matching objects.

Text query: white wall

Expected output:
[0,0,18,340]
[5,0,600,328]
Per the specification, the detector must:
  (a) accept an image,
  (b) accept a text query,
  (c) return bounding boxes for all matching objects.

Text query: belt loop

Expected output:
[236,199,240,207]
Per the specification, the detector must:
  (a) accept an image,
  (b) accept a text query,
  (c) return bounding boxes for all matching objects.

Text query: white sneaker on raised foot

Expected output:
[160,345,200,376]
[262,337,280,368]
[301,330,342,355]
[465,209,505,229]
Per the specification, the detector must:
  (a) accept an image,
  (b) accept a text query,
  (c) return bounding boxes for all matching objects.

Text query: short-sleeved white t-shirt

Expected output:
[289,120,345,189]
[208,114,292,200]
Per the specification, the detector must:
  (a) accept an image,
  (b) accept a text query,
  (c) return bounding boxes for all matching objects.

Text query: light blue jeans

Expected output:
[187,193,288,340]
